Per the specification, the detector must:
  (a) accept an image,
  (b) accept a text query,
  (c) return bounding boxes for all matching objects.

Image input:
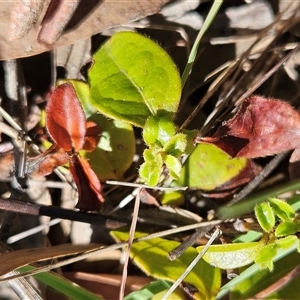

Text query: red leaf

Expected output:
[70,155,104,211]
[83,121,101,152]
[202,96,300,158]
[26,144,68,177]
[46,82,87,152]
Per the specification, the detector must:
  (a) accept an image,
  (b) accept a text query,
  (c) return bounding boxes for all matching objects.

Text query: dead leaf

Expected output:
[1,0,171,60]
[0,243,101,277]
[202,96,300,158]
[64,272,153,298]
[38,0,80,44]
[26,144,68,177]
[9,0,44,41]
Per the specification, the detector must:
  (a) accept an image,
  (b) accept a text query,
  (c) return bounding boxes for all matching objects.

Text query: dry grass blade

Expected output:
[0,243,102,277]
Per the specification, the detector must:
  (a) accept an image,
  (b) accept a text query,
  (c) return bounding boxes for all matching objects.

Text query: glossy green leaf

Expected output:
[275,221,298,237]
[163,133,187,157]
[230,251,300,299]
[139,152,163,186]
[255,202,275,233]
[254,243,278,271]
[176,142,249,190]
[89,32,181,127]
[143,116,176,146]
[159,191,185,206]
[84,114,135,180]
[124,280,184,300]
[276,235,298,249]
[269,197,295,221]
[197,242,263,270]
[165,155,182,180]
[111,230,221,300]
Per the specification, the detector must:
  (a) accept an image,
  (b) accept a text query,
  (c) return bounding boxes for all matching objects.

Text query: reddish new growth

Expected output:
[202,96,300,158]
[31,83,104,211]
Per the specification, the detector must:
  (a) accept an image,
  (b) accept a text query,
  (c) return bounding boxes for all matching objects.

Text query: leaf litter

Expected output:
[1,1,300,299]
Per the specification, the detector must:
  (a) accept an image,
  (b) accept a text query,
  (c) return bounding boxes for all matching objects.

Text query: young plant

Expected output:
[28,82,104,211]
[197,198,300,272]
[87,31,189,186]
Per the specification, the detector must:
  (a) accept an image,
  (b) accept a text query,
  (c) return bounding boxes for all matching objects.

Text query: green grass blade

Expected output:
[181,0,223,87]
[18,266,103,300]
[218,179,300,219]
[124,280,172,300]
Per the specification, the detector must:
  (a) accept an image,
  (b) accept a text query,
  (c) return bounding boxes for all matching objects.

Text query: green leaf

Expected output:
[254,243,278,271]
[165,155,182,180]
[159,191,185,206]
[163,133,187,157]
[124,280,185,300]
[176,142,249,190]
[255,202,275,233]
[182,129,197,155]
[143,116,176,147]
[111,230,221,300]
[269,197,295,221]
[139,153,163,186]
[89,32,181,127]
[230,251,300,299]
[197,242,263,270]
[276,235,298,249]
[275,221,298,237]
[84,114,135,180]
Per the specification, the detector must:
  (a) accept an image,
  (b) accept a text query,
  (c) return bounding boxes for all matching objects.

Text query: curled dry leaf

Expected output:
[9,0,44,41]
[38,0,80,44]
[70,155,104,211]
[202,96,300,158]
[26,144,69,177]
[2,0,171,60]
[46,82,87,152]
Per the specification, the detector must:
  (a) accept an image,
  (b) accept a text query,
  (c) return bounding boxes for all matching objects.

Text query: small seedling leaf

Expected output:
[276,235,298,249]
[163,133,187,157]
[275,221,298,237]
[254,243,278,271]
[269,197,295,221]
[255,202,275,233]
[139,154,163,186]
[165,155,182,180]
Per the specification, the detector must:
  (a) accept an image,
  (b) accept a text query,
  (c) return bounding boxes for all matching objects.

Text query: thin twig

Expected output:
[168,224,216,260]
[119,188,141,300]
[161,228,222,300]
[105,180,187,191]
[0,220,224,282]
[227,152,290,206]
